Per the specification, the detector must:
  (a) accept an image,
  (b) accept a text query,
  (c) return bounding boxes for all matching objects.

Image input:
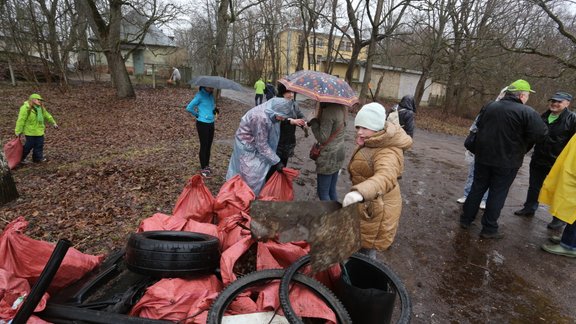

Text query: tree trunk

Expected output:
[414,68,430,107]
[84,0,136,98]
[358,0,384,105]
[0,154,18,205]
[214,0,231,75]
[105,51,135,98]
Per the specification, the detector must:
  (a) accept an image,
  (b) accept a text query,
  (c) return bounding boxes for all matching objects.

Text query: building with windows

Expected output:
[277,28,366,81]
[276,28,445,106]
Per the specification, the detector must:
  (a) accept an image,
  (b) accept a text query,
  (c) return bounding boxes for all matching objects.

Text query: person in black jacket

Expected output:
[514,91,576,229]
[396,95,416,137]
[265,83,307,180]
[460,79,548,239]
[264,80,276,101]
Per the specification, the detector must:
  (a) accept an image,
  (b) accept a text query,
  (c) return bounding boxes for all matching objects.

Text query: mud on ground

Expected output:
[1,83,574,323]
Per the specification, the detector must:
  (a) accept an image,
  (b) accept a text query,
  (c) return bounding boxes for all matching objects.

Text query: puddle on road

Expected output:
[437,231,572,322]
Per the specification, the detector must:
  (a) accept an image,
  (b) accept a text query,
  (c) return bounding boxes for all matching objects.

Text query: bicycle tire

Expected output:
[280,253,411,324]
[206,269,351,324]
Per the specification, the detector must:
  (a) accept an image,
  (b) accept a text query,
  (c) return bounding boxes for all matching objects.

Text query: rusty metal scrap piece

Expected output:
[249,200,361,272]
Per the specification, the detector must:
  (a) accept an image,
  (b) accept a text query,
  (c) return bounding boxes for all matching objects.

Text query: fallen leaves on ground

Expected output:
[0,83,249,254]
[0,83,471,255]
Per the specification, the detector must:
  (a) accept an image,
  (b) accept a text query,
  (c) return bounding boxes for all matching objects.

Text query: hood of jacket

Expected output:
[398,95,416,112]
[264,97,294,122]
[363,122,413,151]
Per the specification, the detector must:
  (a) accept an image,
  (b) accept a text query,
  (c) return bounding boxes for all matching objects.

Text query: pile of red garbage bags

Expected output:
[0,217,104,323]
[0,168,342,323]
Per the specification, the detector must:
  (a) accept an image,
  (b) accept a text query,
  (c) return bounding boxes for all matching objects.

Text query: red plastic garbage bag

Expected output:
[219,235,254,285]
[256,240,309,270]
[0,217,104,292]
[173,175,215,223]
[213,175,255,224]
[259,167,299,201]
[130,275,223,323]
[217,211,252,252]
[0,269,50,323]
[219,240,339,323]
[137,213,218,238]
[3,137,23,170]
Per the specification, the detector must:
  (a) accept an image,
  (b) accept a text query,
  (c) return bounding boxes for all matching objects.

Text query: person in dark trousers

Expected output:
[265,83,307,181]
[264,80,276,101]
[15,93,59,164]
[396,95,416,137]
[186,86,216,177]
[460,79,548,239]
[514,91,576,229]
[254,78,266,106]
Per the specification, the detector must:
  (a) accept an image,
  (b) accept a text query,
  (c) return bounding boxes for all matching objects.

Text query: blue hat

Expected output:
[549,92,572,102]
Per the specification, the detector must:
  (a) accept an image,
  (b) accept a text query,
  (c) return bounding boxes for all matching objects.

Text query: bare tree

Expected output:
[502,0,576,71]
[212,0,267,76]
[82,0,181,98]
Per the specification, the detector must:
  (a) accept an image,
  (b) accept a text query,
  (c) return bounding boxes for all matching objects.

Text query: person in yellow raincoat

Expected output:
[539,134,576,257]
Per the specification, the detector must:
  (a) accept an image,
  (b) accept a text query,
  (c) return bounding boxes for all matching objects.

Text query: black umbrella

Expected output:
[188,75,245,92]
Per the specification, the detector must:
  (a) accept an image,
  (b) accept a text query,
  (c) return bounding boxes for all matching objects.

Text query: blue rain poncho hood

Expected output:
[226,98,296,195]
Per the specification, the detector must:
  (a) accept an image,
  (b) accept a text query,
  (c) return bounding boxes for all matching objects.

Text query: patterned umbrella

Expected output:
[188,75,245,92]
[279,70,358,107]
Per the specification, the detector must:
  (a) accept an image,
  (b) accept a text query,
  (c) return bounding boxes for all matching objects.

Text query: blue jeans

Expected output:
[461,162,519,234]
[464,160,488,202]
[561,221,576,250]
[317,172,339,201]
[22,135,45,162]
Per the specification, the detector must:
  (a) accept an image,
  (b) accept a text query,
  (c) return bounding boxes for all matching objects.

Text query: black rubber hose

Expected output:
[12,239,72,324]
[206,269,351,324]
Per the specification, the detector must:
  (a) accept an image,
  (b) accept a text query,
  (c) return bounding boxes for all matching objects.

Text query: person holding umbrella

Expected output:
[278,70,359,201]
[186,86,216,177]
[226,88,297,195]
[308,102,347,201]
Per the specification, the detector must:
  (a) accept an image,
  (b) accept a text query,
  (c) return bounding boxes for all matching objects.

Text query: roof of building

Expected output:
[121,11,176,48]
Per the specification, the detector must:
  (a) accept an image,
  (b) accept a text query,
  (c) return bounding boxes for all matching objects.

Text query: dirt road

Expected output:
[224,89,576,323]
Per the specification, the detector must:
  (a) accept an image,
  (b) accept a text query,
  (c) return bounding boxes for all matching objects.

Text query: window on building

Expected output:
[339,41,352,52]
[309,37,324,48]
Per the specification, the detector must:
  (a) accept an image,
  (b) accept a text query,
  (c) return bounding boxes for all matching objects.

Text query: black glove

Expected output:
[274,162,285,173]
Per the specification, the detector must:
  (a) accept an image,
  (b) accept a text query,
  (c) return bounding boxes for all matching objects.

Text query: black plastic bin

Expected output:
[334,253,411,324]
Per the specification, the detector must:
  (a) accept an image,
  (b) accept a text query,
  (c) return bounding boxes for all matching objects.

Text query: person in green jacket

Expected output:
[254,78,266,106]
[14,93,58,164]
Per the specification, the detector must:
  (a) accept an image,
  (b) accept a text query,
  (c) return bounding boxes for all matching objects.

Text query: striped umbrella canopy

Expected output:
[279,70,358,107]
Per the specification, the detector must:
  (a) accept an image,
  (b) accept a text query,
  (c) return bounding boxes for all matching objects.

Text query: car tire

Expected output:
[125,231,220,278]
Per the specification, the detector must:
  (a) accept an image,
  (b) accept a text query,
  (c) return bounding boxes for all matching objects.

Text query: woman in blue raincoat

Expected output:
[226,91,296,195]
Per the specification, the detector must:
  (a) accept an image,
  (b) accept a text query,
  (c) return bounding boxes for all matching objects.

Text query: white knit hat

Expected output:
[355,103,387,131]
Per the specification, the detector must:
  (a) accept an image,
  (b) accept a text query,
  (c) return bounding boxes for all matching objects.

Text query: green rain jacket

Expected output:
[15,101,57,136]
[254,79,266,95]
